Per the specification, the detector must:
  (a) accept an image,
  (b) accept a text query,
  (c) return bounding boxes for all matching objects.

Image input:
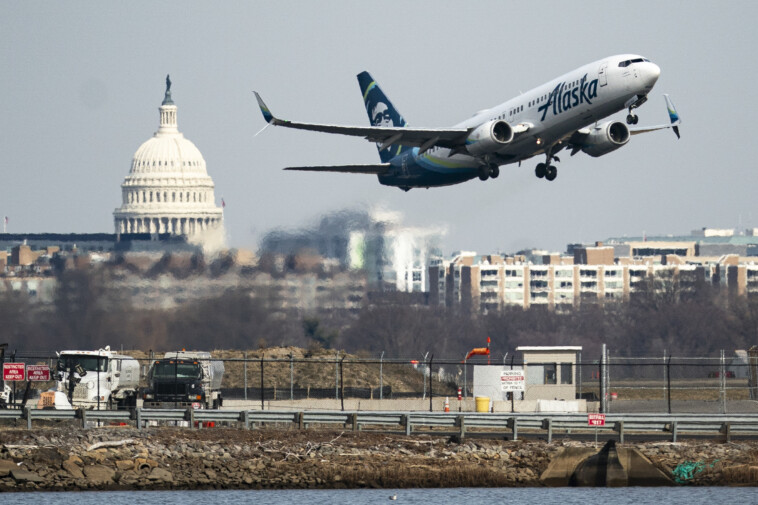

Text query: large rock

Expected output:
[63,458,85,479]
[148,467,173,483]
[0,460,19,477]
[83,465,115,485]
[10,468,45,483]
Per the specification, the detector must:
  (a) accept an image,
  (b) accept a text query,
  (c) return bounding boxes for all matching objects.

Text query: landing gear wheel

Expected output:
[626,113,638,125]
[478,167,489,181]
[535,163,546,178]
[545,165,558,181]
[489,166,500,179]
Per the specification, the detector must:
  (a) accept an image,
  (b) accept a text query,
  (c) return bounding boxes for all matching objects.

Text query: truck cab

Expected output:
[56,346,139,409]
[143,352,224,409]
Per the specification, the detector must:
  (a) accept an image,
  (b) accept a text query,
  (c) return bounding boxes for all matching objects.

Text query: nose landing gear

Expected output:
[625,95,647,125]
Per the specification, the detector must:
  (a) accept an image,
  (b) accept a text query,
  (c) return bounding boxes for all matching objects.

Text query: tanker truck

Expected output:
[142,351,224,409]
[55,346,140,409]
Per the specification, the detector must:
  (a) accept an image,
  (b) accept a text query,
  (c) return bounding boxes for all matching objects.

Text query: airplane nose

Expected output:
[645,63,661,87]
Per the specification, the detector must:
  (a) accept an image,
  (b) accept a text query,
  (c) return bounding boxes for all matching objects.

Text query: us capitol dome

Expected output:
[113,76,224,245]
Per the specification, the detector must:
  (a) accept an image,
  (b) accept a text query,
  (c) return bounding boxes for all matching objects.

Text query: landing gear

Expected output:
[535,150,560,182]
[478,165,499,181]
[625,95,646,125]
[535,163,546,178]
[545,165,557,181]
[536,163,557,181]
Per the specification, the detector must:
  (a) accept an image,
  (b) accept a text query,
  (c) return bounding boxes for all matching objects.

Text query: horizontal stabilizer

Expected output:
[630,94,681,138]
[284,164,391,175]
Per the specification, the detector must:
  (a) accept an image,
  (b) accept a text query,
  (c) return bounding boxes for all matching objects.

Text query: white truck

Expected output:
[55,346,140,409]
[143,351,224,409]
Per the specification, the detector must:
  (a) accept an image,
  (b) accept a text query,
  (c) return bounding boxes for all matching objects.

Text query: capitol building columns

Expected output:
[113,76,224,248]
[115,215,223,236]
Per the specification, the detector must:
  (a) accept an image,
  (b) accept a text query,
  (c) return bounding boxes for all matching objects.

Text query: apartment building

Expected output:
[429,249,747,312]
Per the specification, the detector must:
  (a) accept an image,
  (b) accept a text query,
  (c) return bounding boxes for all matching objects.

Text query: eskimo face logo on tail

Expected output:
[372,102,391,127]
[538,73,599,121]
[372,102,392,150]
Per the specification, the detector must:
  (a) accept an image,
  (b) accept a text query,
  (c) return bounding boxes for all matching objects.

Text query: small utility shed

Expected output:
[516,346,581,401]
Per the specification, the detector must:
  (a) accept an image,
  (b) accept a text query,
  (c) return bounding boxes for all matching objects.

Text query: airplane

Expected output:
[254,54,680,191]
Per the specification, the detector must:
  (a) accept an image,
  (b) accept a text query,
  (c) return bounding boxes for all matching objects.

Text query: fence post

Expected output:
[380,351,384,401]
[510,417,518,441]
[429,355,434,412]
[663,350,667,401]
[599,344,606,414]
[260,354,265,411]
[578,350,582,401]
[671,420,677,443]
[290,353,294,401]
[402,414,412,436]
[457,415,466,439]
[242,410,250,430]
[543,418,553,443]
[24,407,31,430]
[340,356,345,412]
[721,422,731,443]
[616,420,624,444]
[720,349,727,415]
[79,408,87,429]
[335,351,339,400]
[667,356,672,414]
[243,352,247,401]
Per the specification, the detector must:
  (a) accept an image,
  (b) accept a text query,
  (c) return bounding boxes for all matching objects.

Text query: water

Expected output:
[6,487,756,505]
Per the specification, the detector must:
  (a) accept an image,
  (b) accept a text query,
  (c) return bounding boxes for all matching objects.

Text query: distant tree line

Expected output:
[2,266,757,360]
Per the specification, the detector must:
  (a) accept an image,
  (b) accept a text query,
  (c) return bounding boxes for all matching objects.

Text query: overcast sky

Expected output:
[2,1,755,255]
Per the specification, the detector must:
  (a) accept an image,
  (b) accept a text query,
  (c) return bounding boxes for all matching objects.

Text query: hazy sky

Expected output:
[2,1,755,255]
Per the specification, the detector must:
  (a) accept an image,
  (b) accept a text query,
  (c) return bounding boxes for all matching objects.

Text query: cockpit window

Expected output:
[618,58,649,68]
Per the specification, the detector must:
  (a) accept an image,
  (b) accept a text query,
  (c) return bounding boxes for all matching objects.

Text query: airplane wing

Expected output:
[254,92,471,150]
[629,94,681,138]
[283,164,391,175]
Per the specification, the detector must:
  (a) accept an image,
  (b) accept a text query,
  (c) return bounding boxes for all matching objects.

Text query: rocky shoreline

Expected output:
[0,426,757,491]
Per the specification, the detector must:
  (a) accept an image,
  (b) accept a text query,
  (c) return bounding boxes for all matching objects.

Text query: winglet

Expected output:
[663,94,681,139]
[254,91,275,124]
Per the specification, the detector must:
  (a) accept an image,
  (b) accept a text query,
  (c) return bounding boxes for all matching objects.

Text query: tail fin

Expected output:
[357,71,412,162]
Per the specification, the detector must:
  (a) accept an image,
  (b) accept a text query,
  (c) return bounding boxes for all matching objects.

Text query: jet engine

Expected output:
[465,120,514,156]
[580,121,630,157]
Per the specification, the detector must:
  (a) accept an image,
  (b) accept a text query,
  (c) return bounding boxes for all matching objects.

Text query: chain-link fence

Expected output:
[2,348,757,414]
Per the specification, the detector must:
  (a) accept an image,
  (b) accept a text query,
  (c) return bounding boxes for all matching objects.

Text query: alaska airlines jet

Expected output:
[255,54,680,191]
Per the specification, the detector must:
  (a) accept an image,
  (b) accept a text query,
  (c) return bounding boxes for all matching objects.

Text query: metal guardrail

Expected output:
[2,408,758,442]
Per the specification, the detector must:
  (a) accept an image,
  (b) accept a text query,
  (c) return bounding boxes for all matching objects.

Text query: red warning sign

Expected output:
[3,363,25,381]
[26,365,51,381]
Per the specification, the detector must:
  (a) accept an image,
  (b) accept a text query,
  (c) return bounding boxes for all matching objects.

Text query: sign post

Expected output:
[588,413,606,445]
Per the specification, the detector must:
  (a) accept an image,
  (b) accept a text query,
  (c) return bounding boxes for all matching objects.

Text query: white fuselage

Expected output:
[417,54,660,171]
